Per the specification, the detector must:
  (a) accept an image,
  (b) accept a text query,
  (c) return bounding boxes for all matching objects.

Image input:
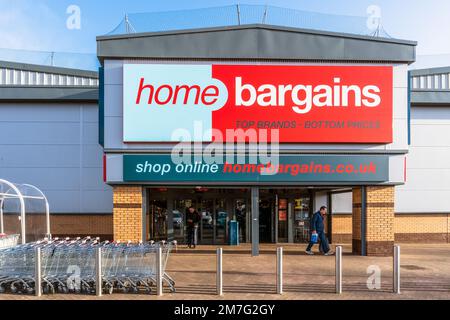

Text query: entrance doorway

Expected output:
[147,188,251,245]
[146,187,313,245]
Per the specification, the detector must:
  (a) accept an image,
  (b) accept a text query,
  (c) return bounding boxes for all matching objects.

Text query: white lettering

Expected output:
[235,77,256,106]
[234,76,381,114]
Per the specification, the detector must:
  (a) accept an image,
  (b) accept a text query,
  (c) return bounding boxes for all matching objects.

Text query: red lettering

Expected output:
[201,85,219,105]
[136,78,154,104]
[223,162,232,173]
[154,85,173,105]
[135,78,220,107]
[173,85,201,104]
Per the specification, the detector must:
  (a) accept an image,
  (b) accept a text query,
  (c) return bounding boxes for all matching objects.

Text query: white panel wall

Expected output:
[0,103,112,213]
[395,106,450,213]
[315,191,353,214]
[314,192,328,212]
[332,192,352,214]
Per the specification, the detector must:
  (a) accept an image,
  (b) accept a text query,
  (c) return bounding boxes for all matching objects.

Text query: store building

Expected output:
[97,24,416,256]
[2,25,450,256]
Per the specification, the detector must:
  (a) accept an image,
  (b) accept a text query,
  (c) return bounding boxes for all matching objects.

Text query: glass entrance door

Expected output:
[259,197,273,243]
[171,198,217,244]
[215,199,228,244]
[149,199,168,241]
[277,198,288,242]
[293,196,311,243]
[198,199,214,244]
[148,188,251,245]
[235,199,248,243]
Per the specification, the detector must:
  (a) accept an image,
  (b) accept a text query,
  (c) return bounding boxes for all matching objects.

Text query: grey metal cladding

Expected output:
[411,91,450,105]
[97,24,417,63]
[0,103,112,213]
[0,87,99,102]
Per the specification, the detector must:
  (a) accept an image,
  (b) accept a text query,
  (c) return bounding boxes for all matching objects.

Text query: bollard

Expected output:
[393,245,401,294]
[156,245,163,296]
[335,246,342,294]
[276,247,283,294]
[95,247,102,297]
[216,248,223,296]
[34,247,42,297]
[173,240,178,253]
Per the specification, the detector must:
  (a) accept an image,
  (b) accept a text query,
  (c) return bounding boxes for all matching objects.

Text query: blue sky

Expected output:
[1,0,450,69]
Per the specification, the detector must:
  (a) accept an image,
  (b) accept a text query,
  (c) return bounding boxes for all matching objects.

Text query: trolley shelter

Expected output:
[0,179,51,244]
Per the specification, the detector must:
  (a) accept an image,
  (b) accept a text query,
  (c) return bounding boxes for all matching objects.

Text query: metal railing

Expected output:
[2,242,405,297]
[214,245,401,296]
[107,5,381,38]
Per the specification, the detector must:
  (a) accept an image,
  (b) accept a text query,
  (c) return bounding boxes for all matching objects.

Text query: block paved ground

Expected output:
[1,243,449,300]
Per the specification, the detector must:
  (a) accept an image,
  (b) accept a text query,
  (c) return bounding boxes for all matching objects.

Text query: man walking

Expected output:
[305,206,334,255]
[186,206,200,249]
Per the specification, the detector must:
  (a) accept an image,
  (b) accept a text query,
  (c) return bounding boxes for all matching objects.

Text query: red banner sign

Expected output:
[125,64,393,143]
[212,65,393,143]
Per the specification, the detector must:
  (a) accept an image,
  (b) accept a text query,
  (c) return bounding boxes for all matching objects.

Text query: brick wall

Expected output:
[333,212,450,244]
[51,214,113,239]
[113,185,143,242]
[2,214,113,241]
[332,214,352,243]
[352,186,395,256]
[365,186,395,255]
[395,214,450,242]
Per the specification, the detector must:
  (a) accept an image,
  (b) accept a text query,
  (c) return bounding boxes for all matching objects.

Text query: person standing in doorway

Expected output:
[186,206,200,248]
[305,206,334,256]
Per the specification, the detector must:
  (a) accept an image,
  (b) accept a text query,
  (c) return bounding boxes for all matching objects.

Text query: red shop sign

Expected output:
[125,64,393,143]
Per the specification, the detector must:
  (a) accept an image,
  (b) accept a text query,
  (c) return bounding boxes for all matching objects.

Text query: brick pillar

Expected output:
[352,188,362,254]
[352,186,395,256]
[113,185,143,242]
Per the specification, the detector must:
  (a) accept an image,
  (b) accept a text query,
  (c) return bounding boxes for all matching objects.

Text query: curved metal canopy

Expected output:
[0,179,51,244]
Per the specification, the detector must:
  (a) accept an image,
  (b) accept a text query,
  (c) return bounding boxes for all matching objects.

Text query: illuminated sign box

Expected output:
[123,64,393,144]
[123,154,389,183]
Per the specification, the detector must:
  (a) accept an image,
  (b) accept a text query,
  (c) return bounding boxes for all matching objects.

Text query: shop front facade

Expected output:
[97,24,416,256]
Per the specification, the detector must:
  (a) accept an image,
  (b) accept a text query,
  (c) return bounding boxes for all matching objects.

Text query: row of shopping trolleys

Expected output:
[0,237,175,295]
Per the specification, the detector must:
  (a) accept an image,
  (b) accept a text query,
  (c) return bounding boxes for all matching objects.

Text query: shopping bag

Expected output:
[311,233,318,243]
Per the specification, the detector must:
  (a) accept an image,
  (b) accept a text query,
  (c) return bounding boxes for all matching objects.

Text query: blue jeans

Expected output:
[306,231,330,253]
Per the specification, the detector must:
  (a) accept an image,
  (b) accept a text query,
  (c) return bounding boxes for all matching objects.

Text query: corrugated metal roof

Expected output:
[410,66,450,106]
[0,60,98,87]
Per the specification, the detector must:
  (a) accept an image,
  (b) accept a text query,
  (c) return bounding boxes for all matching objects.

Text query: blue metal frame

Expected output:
[98,66,105,147]
[407,70,411,145]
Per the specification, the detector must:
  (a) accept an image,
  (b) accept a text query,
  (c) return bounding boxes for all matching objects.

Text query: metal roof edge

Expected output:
[0,60,99,78]
[0,86,99,102]
[410,66,450,76]
[96,23,417,46]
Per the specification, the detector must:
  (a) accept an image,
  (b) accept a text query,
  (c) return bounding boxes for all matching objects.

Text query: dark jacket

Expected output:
[310,211,325,233]
[186,210,200,228]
